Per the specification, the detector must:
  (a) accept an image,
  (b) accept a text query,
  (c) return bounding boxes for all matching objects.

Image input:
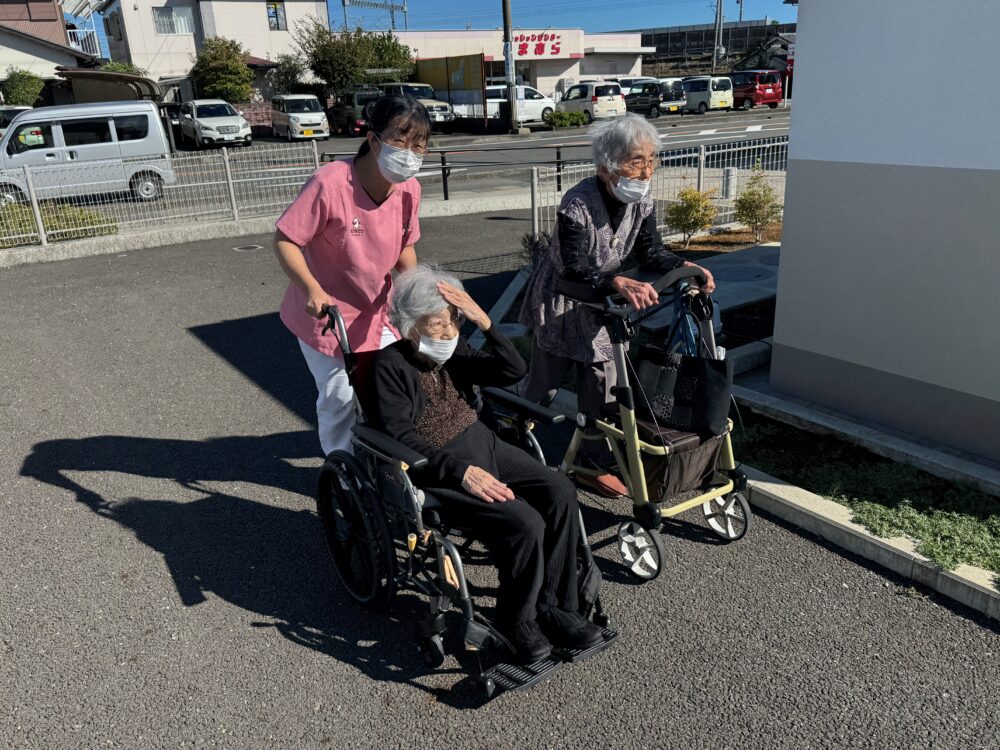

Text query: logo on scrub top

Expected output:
[351,216,365,236]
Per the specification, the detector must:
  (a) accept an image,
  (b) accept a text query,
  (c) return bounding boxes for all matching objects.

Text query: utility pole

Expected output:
[737,0,743,23]
[711,0,724,73]
[502,0,518,133]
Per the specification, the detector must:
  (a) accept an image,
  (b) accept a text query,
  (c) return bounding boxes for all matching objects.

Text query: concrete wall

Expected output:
[771,0,1000,463]
[199,0,325,62]
[0,29,79,77]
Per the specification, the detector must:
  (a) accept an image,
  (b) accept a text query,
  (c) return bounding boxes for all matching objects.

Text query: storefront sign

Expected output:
[513,32,563,58]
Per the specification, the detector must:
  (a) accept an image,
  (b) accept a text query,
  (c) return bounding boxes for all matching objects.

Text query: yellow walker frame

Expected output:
[555,267,752,580]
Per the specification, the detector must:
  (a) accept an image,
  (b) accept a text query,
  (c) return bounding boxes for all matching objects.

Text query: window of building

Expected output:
[153,5,195,35]
[62,118,113,146]
[267,0,286,31]
[114,115,149,141]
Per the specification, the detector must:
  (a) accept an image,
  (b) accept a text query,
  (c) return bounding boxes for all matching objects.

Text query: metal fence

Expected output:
[0,141,321,248]
[533,135,789,238]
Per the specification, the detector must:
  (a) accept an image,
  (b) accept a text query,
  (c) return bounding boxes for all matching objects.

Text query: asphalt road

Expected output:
[3,210,999,749]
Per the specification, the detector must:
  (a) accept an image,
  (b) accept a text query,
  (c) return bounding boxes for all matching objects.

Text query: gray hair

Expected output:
[390,264,465,338]
[589,113,661,173]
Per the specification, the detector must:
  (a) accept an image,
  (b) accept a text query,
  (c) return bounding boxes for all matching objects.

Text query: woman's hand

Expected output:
[437,282,491,331]
[462,466,515,503]
[611,276,659,310]
[684,261,716,293]
[306,284,334,319]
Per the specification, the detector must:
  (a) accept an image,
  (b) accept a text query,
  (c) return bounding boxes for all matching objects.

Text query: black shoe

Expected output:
[503,620,553,664]
[538,607,605,651]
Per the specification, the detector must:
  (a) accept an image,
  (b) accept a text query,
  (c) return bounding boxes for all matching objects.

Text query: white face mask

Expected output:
[610,174,650,203]
[374,137,423,183]
[418,335,458,365]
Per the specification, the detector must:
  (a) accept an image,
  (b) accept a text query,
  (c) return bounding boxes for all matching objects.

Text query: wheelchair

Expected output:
[554,266,752,582]
[314,306,617,701]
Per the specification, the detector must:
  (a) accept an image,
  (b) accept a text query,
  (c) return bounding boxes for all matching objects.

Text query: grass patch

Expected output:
[1,201,118,248]
[733,411,1000,581]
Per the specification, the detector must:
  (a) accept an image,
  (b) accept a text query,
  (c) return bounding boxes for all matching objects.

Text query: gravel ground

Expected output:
[2,212,998,749]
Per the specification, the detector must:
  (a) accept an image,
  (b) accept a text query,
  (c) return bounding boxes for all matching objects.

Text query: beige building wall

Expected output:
[106,0,200,78]
[770,0,1000,462]
[199,0,326,61]
[0,31,81,77]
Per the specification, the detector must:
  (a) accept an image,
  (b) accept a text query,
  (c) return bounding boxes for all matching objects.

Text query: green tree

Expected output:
[666,187,718,248]
[295,20,413,92]
[1,67,45,106]
[190,37,254,102]
[733,161,783,242]
[100,61,148,76]
[268,53,306,94]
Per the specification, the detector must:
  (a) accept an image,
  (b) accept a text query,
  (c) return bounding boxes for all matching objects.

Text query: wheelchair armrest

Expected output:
[352,425,429,470]
[482,387,565,425]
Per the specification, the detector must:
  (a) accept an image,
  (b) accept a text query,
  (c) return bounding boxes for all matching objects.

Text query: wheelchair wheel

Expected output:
[703,491,752,541]
[316,452,397,610]
[617,521,666,581]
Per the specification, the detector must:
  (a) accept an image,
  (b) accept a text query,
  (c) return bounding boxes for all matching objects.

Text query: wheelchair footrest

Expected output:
[482,656,564,694]
[552,627,619,664]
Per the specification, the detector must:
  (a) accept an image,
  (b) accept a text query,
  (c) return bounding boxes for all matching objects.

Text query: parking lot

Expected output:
[3,211,999,749]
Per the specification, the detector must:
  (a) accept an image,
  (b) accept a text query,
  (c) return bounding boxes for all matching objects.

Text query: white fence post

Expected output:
[22,166,47,246]
[311,140,320,170]
[530,167,539,240]
[696,144,706,192]
[221,148,239,221]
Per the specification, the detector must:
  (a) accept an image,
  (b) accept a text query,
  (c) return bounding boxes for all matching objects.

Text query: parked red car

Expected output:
[730,70,783,110]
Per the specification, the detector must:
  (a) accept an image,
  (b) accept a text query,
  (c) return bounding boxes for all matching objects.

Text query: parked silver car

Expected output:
[179,99,252,148]
[0,100,176,204]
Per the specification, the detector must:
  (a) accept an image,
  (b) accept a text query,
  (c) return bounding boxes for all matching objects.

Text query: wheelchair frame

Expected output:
[314,306,615,701]
[555,267,753,581]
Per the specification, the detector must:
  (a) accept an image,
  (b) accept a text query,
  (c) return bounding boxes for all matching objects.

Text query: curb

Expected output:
[744,466,1000,622]
[0,192,533,270]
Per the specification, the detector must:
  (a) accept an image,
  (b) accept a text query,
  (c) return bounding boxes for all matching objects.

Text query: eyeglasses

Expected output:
[385,136,429,157]
[419,309,464,334]
[620,155,658,173]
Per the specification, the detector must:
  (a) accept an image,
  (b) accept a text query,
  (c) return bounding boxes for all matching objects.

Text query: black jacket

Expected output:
[365,326,527,489]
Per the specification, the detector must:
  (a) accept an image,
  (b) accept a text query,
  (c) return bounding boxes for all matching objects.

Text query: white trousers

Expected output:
[298,327,398,456]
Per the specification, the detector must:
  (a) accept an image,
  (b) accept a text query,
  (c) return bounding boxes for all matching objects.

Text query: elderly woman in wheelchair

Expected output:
[315,265,614,698]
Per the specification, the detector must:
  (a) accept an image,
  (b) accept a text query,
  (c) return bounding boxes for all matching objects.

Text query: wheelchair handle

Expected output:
[321,304,352,357]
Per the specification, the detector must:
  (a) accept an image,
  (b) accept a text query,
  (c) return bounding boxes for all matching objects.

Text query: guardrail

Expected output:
[0,135,788,251]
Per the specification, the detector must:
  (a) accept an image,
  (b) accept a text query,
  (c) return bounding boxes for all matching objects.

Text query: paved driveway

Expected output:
[2,212,998,749]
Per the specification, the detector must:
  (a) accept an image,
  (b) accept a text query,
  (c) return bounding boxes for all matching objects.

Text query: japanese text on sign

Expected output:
[513,32,562,57]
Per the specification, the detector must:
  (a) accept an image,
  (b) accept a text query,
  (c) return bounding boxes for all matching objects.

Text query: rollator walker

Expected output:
[555,265,752,581]
[314,305,616,702]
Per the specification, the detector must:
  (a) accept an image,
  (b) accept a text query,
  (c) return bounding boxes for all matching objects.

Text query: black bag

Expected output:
[633,346,733,437]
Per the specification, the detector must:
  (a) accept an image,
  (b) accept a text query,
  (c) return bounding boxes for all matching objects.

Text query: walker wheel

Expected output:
[617,521,666,581]
[703,491,752,541]
[418,634,445,669]
[593,612,610,628]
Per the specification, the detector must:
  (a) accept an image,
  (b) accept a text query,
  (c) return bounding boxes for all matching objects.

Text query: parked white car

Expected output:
[556,81,625,123]
[270,94,329,141]
[179,100,252,148]
[0,100,176,204]
[484,85,555,123]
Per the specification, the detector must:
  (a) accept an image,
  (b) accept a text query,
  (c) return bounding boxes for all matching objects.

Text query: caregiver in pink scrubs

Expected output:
[273,96,431,455]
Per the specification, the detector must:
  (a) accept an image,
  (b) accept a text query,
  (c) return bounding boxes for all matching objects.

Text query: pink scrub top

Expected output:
[276,158,421,359]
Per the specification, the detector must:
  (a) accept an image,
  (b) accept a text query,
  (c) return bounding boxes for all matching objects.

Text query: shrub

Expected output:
[268,53,306,94]
[295,20,413,92]
[100,61,148,76]
[519,230,550,271]
[191,37,254,103]
[665,187,717,248]
[544,110,588,128]
[1,67,45,106]
[0,202,117,249]
[733,161,783,243]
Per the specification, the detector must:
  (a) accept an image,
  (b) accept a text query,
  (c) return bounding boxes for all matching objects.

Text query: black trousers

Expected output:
[424,422,581,627]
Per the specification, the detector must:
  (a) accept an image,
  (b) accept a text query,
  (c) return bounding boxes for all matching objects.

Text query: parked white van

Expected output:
[484,85,555,123]
[0,100,176,204]
[557,81,626,123]
[270,94,330,140]
[682,76,733,114]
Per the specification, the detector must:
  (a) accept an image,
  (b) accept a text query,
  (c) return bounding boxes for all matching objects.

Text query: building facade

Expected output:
[0,0,96,80]
[394,29,652,98]
[771,0,1000,463]
[96,0,326,82]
